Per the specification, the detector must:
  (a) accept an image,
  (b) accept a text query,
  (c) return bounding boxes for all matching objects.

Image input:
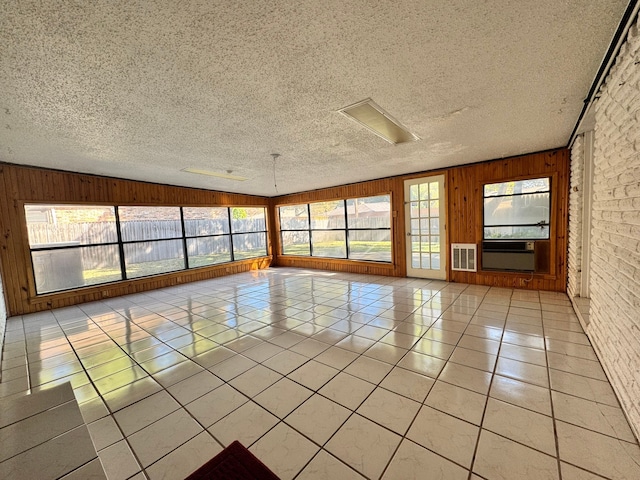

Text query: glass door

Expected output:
[404,175,446,279]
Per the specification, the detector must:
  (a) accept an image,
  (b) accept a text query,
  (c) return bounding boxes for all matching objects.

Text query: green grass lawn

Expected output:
[80,240,440,286]
[81,249,268,285]
[284,240,392,259]
[410,241,441,253]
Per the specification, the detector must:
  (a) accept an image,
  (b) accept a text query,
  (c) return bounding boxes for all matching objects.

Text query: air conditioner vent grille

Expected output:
[452,243,477,272]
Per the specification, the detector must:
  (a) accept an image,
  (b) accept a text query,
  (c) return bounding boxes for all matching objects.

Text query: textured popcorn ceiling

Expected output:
[0,0,629,196]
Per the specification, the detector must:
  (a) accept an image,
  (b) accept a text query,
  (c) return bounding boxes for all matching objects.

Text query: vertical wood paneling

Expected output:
[0,164,271,316]
[391,177,406,273]
[273,149,569,292]
[0,167,19,314]
[0,149,569,316]
[446,150,569,291]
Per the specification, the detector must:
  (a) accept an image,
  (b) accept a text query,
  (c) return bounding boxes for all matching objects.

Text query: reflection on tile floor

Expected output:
[1,267,639,480]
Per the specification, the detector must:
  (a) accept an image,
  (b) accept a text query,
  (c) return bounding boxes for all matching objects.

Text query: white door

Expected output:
[405,175,446,279]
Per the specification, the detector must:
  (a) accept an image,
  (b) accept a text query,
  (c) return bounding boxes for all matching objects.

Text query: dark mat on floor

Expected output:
[185,440,280,480]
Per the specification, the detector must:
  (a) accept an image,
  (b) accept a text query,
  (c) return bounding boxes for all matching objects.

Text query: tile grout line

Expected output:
[72,301,240,478]
[541,295,565,480]
[68,304,153,479]
[376,284,463,479]
[465,286,513,480]
[9,270,639,480]
[375,282,491,479]
[285,277,452,479]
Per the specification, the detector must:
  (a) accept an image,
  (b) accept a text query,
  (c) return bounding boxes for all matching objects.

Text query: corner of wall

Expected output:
[0,272,7,381]
[567,135,585,299]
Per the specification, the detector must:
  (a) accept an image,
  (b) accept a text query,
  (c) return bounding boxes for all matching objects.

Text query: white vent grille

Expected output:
[452,243,477,272]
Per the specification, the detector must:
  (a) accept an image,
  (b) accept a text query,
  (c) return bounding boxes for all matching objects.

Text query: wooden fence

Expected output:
[28,219,267,265]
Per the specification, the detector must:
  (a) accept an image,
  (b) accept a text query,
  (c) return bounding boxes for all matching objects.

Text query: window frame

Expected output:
[482,177,552,241]
[24,203,269,295]
[278,194,392,263]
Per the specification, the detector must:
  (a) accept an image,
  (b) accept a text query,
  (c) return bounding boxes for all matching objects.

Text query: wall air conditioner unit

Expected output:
[482,241,535,272]
[451,243,477,272]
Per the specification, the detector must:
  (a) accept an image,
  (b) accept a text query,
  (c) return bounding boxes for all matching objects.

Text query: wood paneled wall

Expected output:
[0,149,569,315]
[271,149,569,291]
[447,149,569,290]
[0,164,271,316]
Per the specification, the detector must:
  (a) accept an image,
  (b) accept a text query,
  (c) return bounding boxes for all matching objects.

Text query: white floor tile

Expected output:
[254,378,313,418]
[382,439,468,480]
[356,387,421,435]
[379,366,435,402]
[3,268,639,480]
[208,400,278,447]
[287,360,339,391]
[286,394,351,444]
[407,406,478,468]
[490,375,552,415]
[228,364,283,397]
[166,370,223,405]
[127,409,202,467]
[344,355,393,384]
[483,398,556,455]
[145,431,222,480]
[250,423,319,480]
[425,380,487,426]
[185,384,248,427]
[474,430,559,480]
[297,450,366,480]
[556,421,640,479]
[326,414,401,479]
[439,362,492,395]
[397,351,446,378]
[552,390,636,442]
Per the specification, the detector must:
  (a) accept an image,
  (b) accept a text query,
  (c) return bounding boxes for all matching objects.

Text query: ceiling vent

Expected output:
[338,98,419,145]
[452,243,477,272]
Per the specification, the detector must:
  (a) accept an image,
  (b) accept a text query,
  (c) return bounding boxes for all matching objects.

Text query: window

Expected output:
[483,178,551,239]
[310,201,346,258]
[119,207,185,278]
[279,205,310,256]
[230,207,268,260]
[279,195,392,262]
[25,204,268,294]
[347,196,392,261]
[25,205,122,294]
[184,207,231,267]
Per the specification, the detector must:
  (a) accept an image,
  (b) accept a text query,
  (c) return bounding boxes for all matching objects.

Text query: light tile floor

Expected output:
[1,268,640,480]
[0,382,105,480]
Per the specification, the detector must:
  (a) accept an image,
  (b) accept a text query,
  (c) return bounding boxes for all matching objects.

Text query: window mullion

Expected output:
[114,206,128,280]
[180,207,189,269]
[344,199,350,259]
[227,207,235,262]
[308,204,313,257]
